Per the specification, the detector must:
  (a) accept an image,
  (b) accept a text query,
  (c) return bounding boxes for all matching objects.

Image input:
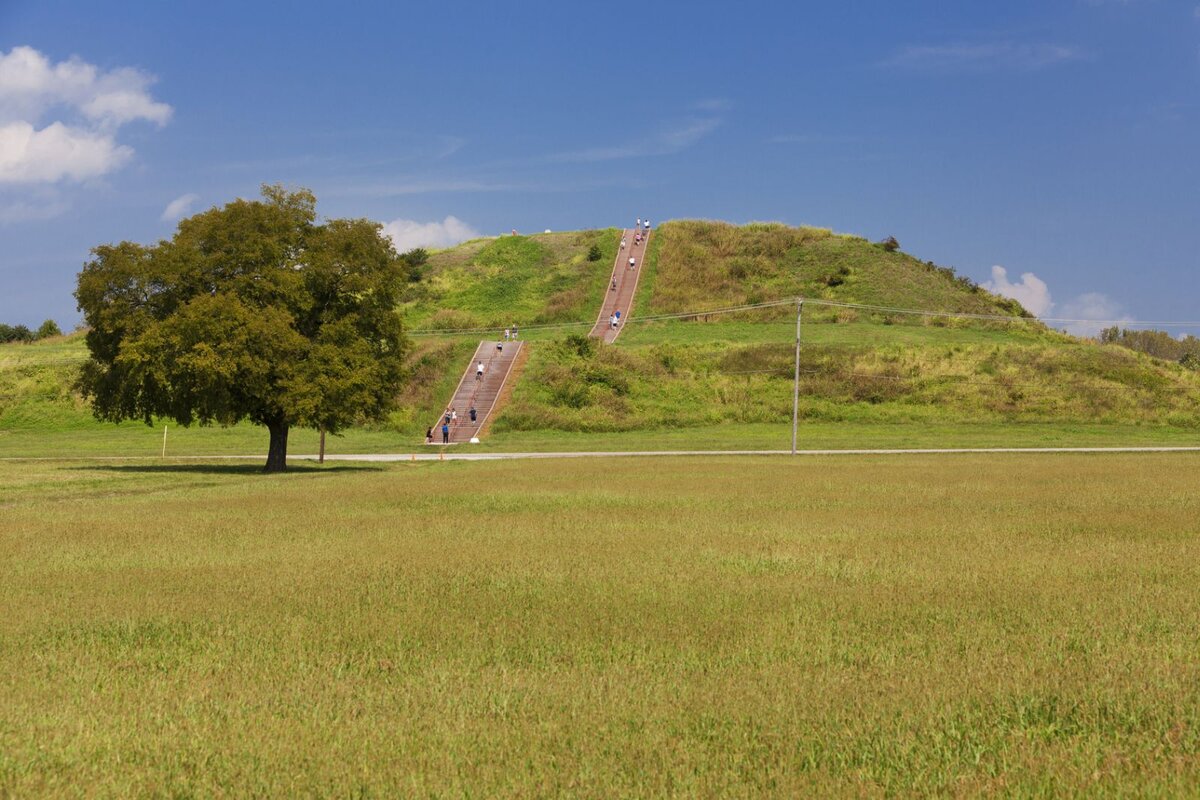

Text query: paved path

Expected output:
[6,447,1198,463]
[431,339,523,444]
[589,227,648,343]
[299,446,1200,461]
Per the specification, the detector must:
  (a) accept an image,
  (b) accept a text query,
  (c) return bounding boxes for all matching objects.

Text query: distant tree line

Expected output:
[0,319,62,343]
[1100,326,1200,370]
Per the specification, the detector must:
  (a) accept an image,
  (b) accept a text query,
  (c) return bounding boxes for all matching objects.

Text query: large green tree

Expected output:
[76,185,408,472]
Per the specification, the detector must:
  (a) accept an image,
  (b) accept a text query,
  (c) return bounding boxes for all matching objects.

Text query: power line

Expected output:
[406,295,1200,337]
[804,299,1200,328]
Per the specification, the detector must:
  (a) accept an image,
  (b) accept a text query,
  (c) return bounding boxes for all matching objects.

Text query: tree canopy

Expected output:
[75,185,408,472]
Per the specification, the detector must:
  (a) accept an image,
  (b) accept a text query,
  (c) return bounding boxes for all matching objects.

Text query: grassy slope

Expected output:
[642,220,1028,317]
[499,221,1200,441]
[401,229,618,330]
[5,221,1199,456]
[3,454,1199,795]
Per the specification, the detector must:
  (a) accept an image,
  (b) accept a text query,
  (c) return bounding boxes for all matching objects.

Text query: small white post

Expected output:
[161,424,168,458]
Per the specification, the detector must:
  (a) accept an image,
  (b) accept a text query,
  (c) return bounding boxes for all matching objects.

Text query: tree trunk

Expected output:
[264,419,289,473]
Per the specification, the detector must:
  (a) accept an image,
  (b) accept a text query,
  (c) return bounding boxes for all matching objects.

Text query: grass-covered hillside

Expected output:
[639,220,1030,319]
[3,220,1198,456]
[400,229,618,331]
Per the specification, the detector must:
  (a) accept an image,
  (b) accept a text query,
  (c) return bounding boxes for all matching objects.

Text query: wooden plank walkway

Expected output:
[431,339,523,444]
[589,227,649,343]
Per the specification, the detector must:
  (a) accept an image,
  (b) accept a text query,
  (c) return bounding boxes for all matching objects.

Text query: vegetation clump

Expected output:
[0,319,61,343]
[1101,326,1200,369]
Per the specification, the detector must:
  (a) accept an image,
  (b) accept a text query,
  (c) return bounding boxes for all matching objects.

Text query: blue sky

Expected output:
[1,0,1198,334]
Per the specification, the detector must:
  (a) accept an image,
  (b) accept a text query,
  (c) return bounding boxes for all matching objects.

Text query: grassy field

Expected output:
[2,454,1198,795]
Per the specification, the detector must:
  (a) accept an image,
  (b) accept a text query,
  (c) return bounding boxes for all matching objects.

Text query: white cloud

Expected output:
[888,42,1083,71]
[983,265,1133,338]
[382,215,479,252]
[0,120,131,183]
[983,265,1054,317]
[161,192,199,222]
[1057,293,1133,338]
[0,46,170,187]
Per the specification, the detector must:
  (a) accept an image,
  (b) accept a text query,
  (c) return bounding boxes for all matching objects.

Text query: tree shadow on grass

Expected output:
[68,462,384,476]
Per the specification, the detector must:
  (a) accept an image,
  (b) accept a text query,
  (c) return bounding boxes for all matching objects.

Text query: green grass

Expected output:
[497,331,1200,436]
[401,229,619,331]
[644,220,1030,319]
[6,325,1200,458]
[617,318,1053,348]
[2,454,1199,795]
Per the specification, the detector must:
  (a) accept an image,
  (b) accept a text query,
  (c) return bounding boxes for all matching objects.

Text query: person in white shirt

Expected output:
[629,257,636,269]
[644,219,650,232]
[476,362,484,379]
[636,218,641,230]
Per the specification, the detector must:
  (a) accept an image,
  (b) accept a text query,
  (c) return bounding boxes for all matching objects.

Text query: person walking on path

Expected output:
[511,323,519,340]
[425,426,433,443]
[441,423,449,444]
[504,328,510,341]
[443,409,451,425]
[629,256,636,270]
[620,237,626,250]
[476,361,485,380]
[610,313,617,330]
[469,406,477,423]
[497,339,504,354]
[451,408,458,426]
[637,218,641,230]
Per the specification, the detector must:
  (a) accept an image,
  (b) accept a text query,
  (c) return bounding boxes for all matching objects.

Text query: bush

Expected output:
[401,248,429,282]
[0,323,34,343]
[562,334,595,359]
[36,319,62,339]
[879,236,900,252]
[587,244,602,262]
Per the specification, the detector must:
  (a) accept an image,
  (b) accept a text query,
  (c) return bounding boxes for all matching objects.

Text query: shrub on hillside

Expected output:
[587,244,602,262]
[35,319,61,339]
[401,248,429,282]
[879,236,900,252]
[0,323,35,343]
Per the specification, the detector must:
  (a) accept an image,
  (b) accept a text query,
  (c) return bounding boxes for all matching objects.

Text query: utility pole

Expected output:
[792,298,803,455]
